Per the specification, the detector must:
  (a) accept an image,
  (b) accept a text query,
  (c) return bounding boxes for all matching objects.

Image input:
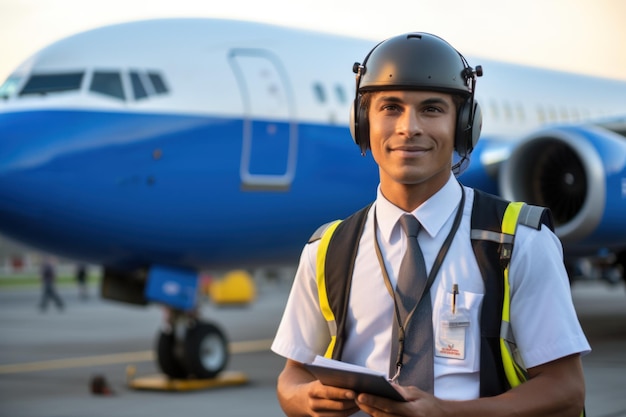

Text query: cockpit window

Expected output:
[11,69,167,102]
[130,70,169,100]
[90,71,125,101]
[130,71,148,100]
[19,72,84,96]
[148,72,168,94]
[0,76,21,99]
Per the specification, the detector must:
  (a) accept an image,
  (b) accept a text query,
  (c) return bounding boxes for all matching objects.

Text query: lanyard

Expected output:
[373,185,466,381]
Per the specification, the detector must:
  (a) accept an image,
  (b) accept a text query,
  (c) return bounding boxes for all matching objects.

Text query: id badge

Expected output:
[436,307,470,360]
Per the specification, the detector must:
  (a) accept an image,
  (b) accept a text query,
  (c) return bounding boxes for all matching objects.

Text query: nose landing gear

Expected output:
[156,310,229,379]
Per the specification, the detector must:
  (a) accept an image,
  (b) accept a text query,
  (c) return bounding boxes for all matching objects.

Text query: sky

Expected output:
[0,0,625,84]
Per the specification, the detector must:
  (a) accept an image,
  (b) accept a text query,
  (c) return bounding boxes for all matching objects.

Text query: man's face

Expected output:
[368,90,457,198]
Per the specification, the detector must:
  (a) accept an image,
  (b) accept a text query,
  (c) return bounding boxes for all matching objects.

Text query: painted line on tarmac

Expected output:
[0,338,273,374]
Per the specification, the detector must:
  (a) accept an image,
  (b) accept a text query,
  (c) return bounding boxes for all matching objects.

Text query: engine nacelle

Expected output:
[499,125,626,252]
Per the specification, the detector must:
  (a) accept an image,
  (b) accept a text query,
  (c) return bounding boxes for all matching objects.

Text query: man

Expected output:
[271,32,589,417]
[39,257,64,312]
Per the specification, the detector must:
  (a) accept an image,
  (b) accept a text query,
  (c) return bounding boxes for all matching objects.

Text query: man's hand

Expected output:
[302,379,360,416]
[355,385,443,417]
[277,359,360,417]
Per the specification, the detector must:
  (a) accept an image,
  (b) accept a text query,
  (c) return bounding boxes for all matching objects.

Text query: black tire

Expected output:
[183,322,229,379]
[156,330,188,379]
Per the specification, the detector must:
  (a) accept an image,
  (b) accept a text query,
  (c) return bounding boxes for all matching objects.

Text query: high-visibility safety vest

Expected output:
[311,189,555,397]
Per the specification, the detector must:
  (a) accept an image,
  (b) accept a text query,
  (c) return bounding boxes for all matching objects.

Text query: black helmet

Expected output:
[351,32,483,159]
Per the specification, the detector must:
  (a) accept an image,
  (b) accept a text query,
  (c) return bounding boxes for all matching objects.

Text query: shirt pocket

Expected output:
[433,289,483,374]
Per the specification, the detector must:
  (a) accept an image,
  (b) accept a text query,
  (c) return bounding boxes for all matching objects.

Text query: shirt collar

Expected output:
[375,173,462,243]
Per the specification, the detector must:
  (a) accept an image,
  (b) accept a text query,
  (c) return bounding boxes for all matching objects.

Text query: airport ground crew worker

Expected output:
[39,257,64,312]
[271,32,590,417]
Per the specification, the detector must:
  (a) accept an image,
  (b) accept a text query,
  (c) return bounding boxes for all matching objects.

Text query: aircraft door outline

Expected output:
[228,49,298,190]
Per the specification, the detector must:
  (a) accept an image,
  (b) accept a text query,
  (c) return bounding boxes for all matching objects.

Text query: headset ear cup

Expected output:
[455,97,481,156]
[470,101,482,151]
[350,95,370,154]
[349,101,357,144]
[455,98,470,156]
[357,100,370,153]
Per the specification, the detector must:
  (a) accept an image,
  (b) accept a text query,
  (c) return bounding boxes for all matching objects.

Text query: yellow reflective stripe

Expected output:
[316,220,342,359]
[501,202,523,323]
[502,202,524,235]
[499,337,520,387]
[501,202,526,387]
[502,264,512,327]
[324,337,337,359]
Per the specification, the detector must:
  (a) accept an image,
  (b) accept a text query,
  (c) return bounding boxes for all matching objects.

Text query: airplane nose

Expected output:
[0,110,68,173]
[0,109,92,250]
[0,111,47,244]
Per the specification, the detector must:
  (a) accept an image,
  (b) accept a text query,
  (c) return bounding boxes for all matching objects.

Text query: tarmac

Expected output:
[0,277,625,417]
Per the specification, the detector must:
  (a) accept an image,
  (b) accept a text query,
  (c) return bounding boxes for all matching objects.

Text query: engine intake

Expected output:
[499,126,610,244]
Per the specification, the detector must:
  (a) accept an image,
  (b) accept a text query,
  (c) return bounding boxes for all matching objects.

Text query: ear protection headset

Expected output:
[350,33,483,166]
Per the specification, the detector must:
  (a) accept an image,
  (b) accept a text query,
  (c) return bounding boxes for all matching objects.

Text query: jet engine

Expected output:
[499,125,626,253]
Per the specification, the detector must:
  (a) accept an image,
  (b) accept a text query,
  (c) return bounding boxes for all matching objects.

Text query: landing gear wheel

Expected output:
[183,322,229,379]
[156,330,187,379]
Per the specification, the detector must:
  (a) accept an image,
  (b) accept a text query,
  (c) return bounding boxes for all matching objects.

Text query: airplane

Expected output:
[1,18,625,380]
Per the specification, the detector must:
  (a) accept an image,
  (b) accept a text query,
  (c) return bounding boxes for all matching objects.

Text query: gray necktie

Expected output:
[389,214,434,393]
